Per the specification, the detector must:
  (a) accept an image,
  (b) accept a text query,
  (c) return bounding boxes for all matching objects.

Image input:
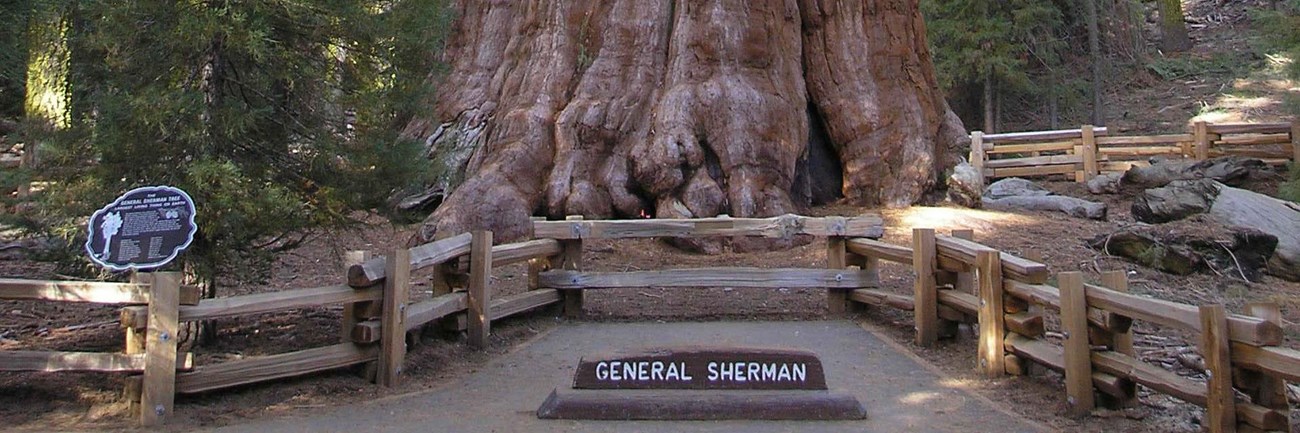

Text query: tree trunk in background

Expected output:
[406,0,966,246]
[22,2,71,175]
[983,72,994,133]
[1084,0,1105,126]
[1156,0,1191,52]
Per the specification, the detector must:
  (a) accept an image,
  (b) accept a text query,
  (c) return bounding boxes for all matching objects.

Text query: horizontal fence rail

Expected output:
[532,214,885,240]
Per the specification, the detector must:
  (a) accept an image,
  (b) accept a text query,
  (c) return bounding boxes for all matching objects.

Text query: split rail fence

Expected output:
[969,120,1299,183]
[849,229,1297,433]
[8,216,1296,431]
[2,214,884,426]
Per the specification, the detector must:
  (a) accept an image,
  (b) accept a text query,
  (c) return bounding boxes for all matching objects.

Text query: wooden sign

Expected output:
[573,346,826,390]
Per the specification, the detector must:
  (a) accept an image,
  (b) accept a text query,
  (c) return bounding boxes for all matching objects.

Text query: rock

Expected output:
[985,196,1108,220]
[1131,179,1217,223]
[984,177,1051,200]
[1122,156,1268,188]
[945,161,983,208]
[1086,172,1123,194]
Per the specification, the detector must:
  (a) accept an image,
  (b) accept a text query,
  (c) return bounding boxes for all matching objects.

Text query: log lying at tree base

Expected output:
[1087,230,1277,280]
[1132,179,1299,281]
[1121,156,1269,188]
[978,178,1107,220]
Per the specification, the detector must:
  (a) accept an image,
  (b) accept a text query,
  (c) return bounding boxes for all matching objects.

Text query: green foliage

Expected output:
[1252,2,1300,82]
[0,0,30,118]
[921,0,1095,127]
[922,0,1065,92]
[1280,163,1300,203]
[1146,53,1255,81]
[17,0,451,286]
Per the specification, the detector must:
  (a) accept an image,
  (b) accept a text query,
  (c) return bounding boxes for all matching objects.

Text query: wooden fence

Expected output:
[849,229,1296,433]
[0,275,198,426]
[2,214,884,426]
[969,121,1300,183]
[9,215,1294,431]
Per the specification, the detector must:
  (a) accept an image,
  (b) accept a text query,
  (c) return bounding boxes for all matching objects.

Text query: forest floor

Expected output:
[2,1,1299,432]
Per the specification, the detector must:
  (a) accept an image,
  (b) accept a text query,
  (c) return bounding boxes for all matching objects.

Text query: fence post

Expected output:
[140,271,180,427]
[1098,271,1138,408]
[122,273,148,417]
[468,231,493,349]
[827,236,848,314]
[1080,125,1099,182]
[969,132,986,183]
[341,251,373,343]
[1194,121,1211,160]
[1058,272,1095,417]
[527,217,547,291]
[559,216,585,318]
[1200,304,1236,433]
[1238,303,1290,431]
[377,248,410,387]
[976,250,1004,377]
[912,228,938,346]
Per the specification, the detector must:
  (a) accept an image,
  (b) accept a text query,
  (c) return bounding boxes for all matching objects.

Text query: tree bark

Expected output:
[23,2,72,174]
[1083,0,1104,126]
[409,0,965,245]
[1156,0,1191,52]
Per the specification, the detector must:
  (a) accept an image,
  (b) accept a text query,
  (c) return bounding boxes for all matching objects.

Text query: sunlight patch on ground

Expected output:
[1198,51,1297,124]
[881,206,1044,236]
[898,390,945,405]
[936,377,979,390]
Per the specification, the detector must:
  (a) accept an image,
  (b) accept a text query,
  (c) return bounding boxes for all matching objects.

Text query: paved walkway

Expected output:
[208,321,1045,433]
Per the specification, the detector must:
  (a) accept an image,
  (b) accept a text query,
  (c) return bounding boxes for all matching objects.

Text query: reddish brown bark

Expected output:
[409,0,965,246]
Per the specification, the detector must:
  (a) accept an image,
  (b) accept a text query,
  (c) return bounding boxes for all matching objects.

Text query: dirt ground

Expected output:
[4,168,1300,432]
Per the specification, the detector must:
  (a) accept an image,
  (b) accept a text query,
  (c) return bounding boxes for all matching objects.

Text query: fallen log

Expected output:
[979,177,1107,220]
[1121,156,1268,188]
[984,195,1108,220]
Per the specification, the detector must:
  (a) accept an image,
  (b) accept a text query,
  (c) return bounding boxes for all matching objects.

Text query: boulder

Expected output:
[946,161,983,208]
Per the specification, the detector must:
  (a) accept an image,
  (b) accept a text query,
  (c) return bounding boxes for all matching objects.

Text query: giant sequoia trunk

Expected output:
[406,0,966,247]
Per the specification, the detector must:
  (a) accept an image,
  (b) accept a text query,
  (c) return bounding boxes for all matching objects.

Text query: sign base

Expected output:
[536,389,867,421]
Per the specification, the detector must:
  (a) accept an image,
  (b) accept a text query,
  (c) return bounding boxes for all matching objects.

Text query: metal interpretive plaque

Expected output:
[85,186,197,271]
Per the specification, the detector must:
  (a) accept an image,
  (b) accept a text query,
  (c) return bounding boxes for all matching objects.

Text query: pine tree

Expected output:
[23,0,451,293]
[922,0,1067,132]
